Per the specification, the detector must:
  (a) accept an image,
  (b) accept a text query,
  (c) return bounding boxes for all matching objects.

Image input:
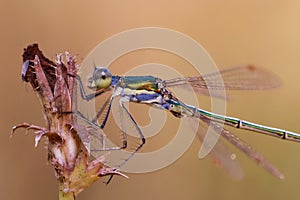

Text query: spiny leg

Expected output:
[92,95,114,129]
[73,87,125,152]
[105,98,146,184]
[74,109,127,152]
[91,97,110,124]
[117,100,146,168]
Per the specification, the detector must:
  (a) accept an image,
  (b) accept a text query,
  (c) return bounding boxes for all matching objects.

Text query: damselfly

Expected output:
[74,65,300,179]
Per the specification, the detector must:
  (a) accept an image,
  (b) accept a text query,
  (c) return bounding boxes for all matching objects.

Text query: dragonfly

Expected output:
[73,65,300,180]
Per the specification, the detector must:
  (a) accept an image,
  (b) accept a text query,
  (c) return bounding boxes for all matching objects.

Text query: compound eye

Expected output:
[87,67,112,90]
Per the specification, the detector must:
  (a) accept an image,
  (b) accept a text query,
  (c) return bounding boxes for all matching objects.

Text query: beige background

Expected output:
[1,1,300,200]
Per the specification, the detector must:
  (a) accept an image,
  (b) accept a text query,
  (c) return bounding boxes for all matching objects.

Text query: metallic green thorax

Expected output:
[112,75,162,91]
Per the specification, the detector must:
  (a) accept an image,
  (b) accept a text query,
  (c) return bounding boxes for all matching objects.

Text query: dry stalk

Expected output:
[11,44,126,200]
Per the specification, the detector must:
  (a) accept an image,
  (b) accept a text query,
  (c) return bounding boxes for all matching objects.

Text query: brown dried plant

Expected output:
[11,44,125,200]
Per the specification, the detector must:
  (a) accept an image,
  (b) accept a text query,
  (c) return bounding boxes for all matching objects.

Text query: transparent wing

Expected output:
[165,66,281,95]
[200,116,284,179]
[73,111,107,156]
[192,118,244,180]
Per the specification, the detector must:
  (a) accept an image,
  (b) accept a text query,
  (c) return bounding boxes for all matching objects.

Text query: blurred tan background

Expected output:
[1,1,300,199]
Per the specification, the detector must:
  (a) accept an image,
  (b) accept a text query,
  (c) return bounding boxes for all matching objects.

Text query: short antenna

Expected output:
[93,59,97,70]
